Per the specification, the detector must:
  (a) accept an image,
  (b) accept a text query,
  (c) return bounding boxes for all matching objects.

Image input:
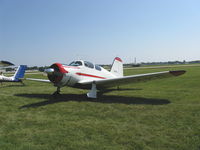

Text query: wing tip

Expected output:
[170,70,186,76]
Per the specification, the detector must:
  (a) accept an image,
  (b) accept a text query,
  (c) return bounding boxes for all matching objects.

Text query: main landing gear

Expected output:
[52,83,98,99]
[20,80,25,85]
[87,82,97,98]
[52,87,61,97]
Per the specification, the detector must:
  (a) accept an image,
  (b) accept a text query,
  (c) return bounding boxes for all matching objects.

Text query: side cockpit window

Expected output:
[69,61,82,66]
[84,61,94,69]
[95,65,102,71]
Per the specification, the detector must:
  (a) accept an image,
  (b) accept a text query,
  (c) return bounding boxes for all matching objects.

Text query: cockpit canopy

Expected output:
[68,61,83,66]
[84,61,94,68]
[68,60,102,71]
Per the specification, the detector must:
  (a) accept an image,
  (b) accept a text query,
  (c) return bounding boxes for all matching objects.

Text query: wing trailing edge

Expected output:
[79,70,186,89]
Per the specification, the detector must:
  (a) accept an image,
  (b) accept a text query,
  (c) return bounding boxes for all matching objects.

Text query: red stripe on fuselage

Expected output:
[76,73,106,79]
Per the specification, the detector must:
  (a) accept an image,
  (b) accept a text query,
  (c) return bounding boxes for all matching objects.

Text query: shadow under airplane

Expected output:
[15,92,170,109]
[0,84,25,88]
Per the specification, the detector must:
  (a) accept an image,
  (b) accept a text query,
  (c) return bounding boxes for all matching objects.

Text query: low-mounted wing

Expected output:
[26,78,51,83]
[79,70,186,89]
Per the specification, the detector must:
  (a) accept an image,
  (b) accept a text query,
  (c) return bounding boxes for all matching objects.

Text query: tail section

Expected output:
[13,65,27,81]
[110,57,123,77]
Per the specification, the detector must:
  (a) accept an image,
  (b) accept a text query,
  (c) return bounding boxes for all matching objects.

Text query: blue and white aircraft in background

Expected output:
[0,65,27,83]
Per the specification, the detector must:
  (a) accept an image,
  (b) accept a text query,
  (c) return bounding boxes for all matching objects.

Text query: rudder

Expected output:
[110,57,123,77]
[13,65,27,81]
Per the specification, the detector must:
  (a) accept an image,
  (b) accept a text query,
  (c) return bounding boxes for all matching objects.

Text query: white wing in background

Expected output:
[26,78,51,83]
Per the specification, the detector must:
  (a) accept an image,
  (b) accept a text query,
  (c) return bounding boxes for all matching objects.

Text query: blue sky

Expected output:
[1,0,200,66]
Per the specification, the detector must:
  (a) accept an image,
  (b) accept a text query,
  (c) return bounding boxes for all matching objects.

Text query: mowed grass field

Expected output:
[0,65,200,150]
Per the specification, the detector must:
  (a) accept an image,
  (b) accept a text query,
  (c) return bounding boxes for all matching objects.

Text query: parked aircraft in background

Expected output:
[26,57,186,98]
[0,65,27,83]
[0,61,14,67]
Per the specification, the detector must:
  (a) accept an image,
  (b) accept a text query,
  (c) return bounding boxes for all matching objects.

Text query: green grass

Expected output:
[0,66,200,150]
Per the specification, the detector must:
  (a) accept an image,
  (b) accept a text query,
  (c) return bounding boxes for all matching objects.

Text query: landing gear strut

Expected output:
[87,82,97,98]
[20,80,25,85]
[53,87,61,96]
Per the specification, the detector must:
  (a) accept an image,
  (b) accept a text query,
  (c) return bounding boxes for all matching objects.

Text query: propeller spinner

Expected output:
[46,63,68,84]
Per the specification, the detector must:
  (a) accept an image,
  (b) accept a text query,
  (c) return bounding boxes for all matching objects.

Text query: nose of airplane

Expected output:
[46,63,68,84]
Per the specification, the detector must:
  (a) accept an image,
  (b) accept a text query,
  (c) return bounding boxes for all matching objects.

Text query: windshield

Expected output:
[68,61,82,66]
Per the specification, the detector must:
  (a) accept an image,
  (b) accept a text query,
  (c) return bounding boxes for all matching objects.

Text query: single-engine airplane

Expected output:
[0,65,27,83]
[26,57,186,98]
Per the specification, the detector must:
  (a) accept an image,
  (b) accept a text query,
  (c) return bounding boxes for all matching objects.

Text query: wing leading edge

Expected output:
[79,70,186,89]
[26,78,51,83]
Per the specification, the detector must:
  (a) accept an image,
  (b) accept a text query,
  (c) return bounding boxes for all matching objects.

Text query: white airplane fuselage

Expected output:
[48,61,116,89]
[27,57,185,98]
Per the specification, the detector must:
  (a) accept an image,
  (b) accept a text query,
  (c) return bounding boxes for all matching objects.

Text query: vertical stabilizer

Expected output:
[13,65,27,81]
[110,57,123,77]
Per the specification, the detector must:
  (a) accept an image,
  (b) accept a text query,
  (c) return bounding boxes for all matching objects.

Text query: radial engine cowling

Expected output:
[45,63,68,85]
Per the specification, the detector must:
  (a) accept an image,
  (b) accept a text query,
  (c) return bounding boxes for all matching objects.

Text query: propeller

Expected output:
[46,63,65,84]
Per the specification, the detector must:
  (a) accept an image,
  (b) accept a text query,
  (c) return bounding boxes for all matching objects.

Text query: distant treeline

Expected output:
[27,66,49,72]
[3,66,49,72]
[32,60,200,71]
[113,60,200,68]
[139,60,200,65]
[3,60,200,72]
